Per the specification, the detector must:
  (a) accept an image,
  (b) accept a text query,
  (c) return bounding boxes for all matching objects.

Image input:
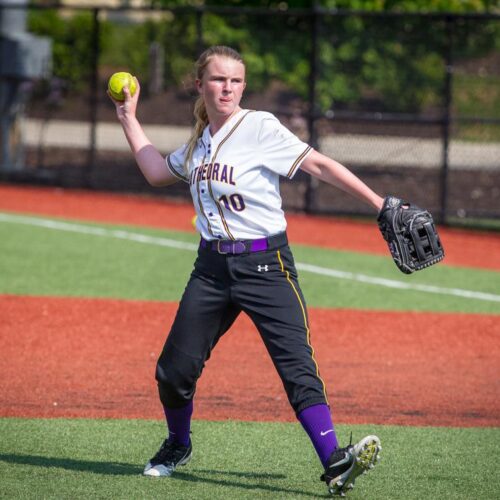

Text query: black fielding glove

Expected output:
[377,196,445,274]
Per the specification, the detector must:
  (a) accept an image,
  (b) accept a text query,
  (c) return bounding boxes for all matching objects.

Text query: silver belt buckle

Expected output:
[217,240,229,254]
[216,240,247,254]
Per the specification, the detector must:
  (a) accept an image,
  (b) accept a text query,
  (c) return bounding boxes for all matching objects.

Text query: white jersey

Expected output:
[166,109,312,241]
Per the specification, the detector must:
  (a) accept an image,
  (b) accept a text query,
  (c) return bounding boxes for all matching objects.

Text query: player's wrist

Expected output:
[373,195,385,213]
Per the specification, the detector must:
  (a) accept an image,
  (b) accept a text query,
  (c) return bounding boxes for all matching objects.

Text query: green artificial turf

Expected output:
[1,212,499,499]
[0,213,499,313]
[0,418,498,500]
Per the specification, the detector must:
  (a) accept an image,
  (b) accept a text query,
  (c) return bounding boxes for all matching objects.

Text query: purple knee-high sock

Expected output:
[298,403,339,467]
[163,401,193,447]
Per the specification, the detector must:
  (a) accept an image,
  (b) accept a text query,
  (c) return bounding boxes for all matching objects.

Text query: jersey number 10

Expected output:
[219,194,246,212]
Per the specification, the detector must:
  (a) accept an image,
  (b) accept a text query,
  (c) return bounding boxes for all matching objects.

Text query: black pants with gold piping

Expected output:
[155,232,328,414]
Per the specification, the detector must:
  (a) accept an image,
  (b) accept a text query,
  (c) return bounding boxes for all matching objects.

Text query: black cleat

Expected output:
[143,439,192,477]
[321,435,381,496]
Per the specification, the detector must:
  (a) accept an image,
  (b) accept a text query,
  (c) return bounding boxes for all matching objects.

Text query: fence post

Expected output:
[439,15,453,225]
[304,2,320,214]
[149,41,164,95]
[195,7,204,56]
[86,7,100,187]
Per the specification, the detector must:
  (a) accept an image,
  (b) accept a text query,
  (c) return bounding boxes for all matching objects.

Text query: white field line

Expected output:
[1,212,499,304]
[295,263,500,303]
[0,212,198,251]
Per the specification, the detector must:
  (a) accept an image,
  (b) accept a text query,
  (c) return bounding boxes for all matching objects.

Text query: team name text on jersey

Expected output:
[189,162,236,187]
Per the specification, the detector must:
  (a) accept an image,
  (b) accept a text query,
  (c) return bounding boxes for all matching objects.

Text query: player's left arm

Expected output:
[300,149,384,212]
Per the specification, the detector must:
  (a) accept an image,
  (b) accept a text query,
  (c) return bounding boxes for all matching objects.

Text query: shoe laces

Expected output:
[151,439,189,466]
[333,431,354,457]
[319,433,354,482]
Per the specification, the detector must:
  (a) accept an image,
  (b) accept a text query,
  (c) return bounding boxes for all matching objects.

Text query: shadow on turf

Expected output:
[0,455,325,496]
[174,469,322,497]
[0,453,141,475]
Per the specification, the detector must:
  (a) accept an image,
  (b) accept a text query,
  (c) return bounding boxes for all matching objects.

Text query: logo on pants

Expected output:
[257,265,269,272]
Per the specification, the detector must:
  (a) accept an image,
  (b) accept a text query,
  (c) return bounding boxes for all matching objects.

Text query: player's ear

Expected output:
[196,78,203,95]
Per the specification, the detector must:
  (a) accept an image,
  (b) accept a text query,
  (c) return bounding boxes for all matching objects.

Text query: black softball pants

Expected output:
[155,234,328,415]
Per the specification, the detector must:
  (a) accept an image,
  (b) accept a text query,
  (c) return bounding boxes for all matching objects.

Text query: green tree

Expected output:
[28,9,112,89]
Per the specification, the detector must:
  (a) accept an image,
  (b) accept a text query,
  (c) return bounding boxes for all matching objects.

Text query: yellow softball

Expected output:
[108,72,137,101]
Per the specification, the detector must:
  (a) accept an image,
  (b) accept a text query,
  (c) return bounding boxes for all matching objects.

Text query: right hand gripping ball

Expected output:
[108,72,137,101]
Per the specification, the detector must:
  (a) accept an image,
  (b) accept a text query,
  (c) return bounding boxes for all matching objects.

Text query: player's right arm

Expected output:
[109,78,178,187]
[300,149,383,212]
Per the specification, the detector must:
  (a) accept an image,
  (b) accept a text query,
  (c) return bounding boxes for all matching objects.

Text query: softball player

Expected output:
[110,45,382,496]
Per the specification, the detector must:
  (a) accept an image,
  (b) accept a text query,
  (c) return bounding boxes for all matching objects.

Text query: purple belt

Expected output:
[200,232,287,255]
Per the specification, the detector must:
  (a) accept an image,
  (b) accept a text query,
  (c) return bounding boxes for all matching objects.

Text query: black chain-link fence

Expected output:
[1,4,499,225]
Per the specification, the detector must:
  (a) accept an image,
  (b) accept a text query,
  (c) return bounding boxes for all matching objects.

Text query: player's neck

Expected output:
[208,107,243,136]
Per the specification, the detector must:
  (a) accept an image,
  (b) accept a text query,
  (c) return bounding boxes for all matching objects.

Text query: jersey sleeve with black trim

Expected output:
[166,144,189,183]
[257,114,312,179]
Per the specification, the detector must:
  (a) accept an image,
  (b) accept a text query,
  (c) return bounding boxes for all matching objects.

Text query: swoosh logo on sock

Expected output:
[320,429,334,436]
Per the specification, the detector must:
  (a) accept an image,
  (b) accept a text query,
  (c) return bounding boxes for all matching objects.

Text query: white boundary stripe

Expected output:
[0,212,198,251]
[295,263,500,303]
[1,212,499,303]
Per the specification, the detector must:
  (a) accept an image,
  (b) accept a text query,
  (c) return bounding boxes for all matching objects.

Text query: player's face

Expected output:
[197,56,246,122]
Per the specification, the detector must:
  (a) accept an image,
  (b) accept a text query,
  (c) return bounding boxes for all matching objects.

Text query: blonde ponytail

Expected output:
[183,97,209,173]
[182,45,245,174]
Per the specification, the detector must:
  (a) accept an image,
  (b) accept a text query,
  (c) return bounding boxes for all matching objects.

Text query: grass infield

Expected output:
[1,212,499,498]
[1,218,499,313]
[0,418,498,499]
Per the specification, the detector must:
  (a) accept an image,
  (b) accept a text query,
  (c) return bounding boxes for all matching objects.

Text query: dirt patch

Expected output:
[1,294,498,427]
[1,185,498,427]
[0,184,499,270]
